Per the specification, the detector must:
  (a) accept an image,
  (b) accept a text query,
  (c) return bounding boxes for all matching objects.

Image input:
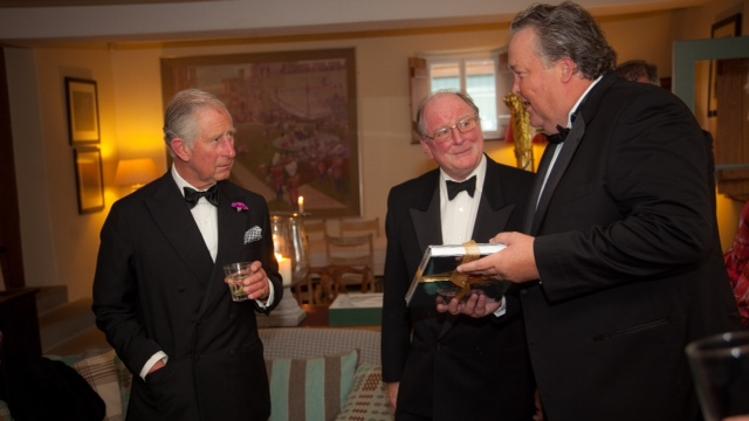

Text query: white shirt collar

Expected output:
[565,75,603,128]
[439,154,487,192]
[171,164,215,196]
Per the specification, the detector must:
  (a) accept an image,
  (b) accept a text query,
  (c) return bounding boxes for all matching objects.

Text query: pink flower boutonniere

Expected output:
[231,201,249,212]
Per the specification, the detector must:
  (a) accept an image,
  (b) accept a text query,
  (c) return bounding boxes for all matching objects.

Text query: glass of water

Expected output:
[223,261,252,302]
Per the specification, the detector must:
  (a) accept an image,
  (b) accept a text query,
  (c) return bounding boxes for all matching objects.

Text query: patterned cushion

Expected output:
[266,349,358,421]
[73,350,124,421]
[0,401,11,421]
[113,356,132,417]
[335,365,393,421]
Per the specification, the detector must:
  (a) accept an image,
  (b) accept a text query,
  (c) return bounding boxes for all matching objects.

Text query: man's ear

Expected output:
[558,58,577,83]
[420,139,434,159]
[171,138,192,162]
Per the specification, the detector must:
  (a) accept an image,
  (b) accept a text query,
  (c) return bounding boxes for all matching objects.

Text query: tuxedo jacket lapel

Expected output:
[197,183,248,318]
[530,116,586,234]
[145,174,214,287]
[410,174,442,254]
[473,161,516,242]
[522,146,555,234]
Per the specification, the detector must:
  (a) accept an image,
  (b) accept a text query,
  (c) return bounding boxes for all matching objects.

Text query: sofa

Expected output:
[0,327,393,421]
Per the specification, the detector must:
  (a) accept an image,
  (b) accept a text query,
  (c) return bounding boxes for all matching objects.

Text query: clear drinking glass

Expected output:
[223,261,251,302]
[686,330,749,421]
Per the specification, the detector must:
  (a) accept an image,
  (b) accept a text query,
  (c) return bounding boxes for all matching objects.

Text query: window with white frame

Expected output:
[414,50,512,141]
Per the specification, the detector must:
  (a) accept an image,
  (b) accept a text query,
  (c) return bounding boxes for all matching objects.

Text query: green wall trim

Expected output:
[673,36,749,112]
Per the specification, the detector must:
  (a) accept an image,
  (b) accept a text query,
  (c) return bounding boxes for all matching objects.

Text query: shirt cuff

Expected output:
[492,296,507,318]
[255,277,275,308]
[140,351,168,381]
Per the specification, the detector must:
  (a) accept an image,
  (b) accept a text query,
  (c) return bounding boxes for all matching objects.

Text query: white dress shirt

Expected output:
[438,155,505,316]
[440,155,486,245]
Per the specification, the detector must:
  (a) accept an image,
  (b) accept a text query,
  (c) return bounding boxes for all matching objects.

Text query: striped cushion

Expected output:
[266,349,358,421]
[73,350,124,421]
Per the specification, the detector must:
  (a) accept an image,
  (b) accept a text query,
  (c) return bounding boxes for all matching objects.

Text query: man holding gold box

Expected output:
[381,91,535,420]
[444,2,740,420]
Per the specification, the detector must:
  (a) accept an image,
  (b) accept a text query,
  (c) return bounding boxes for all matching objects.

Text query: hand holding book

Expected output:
[405,240,510,305]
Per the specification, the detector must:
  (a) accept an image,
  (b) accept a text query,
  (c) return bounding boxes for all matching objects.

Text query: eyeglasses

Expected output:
[424,115,480,143]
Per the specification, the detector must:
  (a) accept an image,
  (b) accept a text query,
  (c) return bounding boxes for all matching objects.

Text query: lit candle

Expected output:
[297,195,304,214]
[275,253,292,287]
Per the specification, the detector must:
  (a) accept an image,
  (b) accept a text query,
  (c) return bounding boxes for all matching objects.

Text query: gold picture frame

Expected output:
[73,147,105,214]
[707,13,742,117]
[65,77,101,145]
[161,48,360,217]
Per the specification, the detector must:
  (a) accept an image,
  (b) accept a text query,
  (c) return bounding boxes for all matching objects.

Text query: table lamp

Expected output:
[115,158,158,190]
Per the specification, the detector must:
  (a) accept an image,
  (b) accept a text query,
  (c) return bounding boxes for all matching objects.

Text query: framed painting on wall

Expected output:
[707,13,742,117]
[73,147,105,214]
[64,77,101,145]
[161,48,360,218]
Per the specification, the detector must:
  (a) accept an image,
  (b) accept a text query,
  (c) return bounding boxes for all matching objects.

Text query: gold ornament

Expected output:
[504,93,534,172]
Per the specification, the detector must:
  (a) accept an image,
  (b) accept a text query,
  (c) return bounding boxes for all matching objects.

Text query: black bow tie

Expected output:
[547,125,570,144]
[184,185,219,208]
[446,176,476,200]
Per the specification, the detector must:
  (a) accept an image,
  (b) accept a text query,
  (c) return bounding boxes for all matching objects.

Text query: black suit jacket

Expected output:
[92,173,282,421]
[523,74,740,420]
[381,157,535,420]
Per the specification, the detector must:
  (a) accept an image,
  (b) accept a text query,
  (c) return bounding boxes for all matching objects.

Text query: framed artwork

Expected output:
[73,147,105,214]
[64,77,100,145]
[708,13,742,117]
[161,48,360,217]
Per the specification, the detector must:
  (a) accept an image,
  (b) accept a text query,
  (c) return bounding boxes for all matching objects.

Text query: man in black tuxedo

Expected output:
[381,91,535,420]
[93,89,282,420]
[446,3,740,420]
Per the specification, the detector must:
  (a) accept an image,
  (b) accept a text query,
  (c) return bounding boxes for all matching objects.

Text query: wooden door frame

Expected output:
[0,47,26,289]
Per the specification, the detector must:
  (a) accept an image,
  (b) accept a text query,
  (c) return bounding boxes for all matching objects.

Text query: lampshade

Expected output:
[115,158,158,189]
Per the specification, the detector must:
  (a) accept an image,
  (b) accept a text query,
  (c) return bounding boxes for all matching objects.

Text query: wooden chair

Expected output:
[338,217,383,291]
[319,233,376,298]
[295,219,328,305]
[303,219,328,249]
[339,217,380,238]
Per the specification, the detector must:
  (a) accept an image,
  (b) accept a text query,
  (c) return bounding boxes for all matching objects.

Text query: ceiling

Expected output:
[0,0,207,6]
[0,0,708,46]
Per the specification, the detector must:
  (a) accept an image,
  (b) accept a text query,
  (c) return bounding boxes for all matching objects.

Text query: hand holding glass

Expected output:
[223,262,253,302]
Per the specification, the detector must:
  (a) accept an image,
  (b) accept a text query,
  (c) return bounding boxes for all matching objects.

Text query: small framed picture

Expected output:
[707,14,742,117]
[73,147,105,214]
[65,77,100,145]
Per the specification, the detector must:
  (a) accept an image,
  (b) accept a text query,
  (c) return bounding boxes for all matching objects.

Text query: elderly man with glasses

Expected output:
[381,91,536,421]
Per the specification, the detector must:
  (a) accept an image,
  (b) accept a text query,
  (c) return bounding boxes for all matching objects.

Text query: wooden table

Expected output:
[301,304,330,327]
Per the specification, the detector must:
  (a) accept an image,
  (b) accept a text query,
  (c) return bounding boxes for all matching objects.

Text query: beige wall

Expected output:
[6,45,117,299]
[6,5,745,301]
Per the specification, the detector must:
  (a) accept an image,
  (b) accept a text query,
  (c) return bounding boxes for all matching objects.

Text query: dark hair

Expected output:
[415,91,480,137]
[615,60,659,84]
[511,1,616,79]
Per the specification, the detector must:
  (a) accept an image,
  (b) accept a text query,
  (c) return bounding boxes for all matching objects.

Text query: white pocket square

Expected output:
[244,226,262,244]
